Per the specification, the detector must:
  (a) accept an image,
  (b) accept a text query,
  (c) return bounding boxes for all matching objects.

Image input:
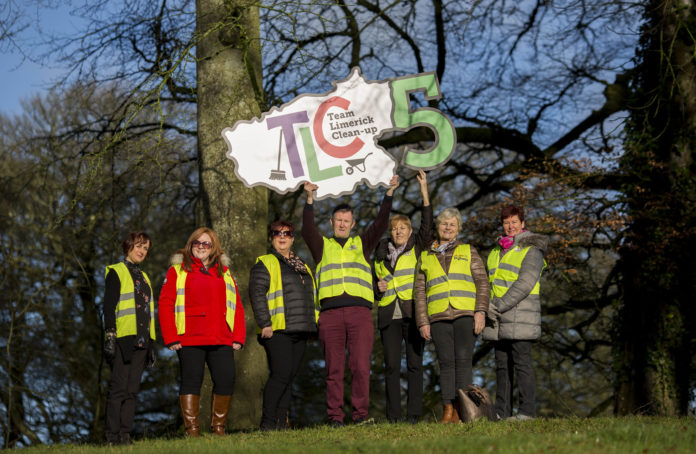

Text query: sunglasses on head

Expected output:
[192,240,212,249]
[271,230,294,238]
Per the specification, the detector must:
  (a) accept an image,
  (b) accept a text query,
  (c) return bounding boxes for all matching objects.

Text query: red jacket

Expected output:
[159,256,246,347]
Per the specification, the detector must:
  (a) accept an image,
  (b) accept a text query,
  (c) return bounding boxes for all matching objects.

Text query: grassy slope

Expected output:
[21,417,696,453]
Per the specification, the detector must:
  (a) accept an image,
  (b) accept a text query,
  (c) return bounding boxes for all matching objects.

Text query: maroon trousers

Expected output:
[318,306,374,422]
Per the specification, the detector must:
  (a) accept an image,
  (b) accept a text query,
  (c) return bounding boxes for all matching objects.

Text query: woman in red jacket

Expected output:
[159,227,245,437]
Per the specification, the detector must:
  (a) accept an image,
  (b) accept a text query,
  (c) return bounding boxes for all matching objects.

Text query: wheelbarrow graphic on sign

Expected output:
[345,152,372,175]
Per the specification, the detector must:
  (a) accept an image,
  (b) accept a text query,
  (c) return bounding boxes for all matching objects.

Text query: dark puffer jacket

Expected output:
[487,230,548,341]
[249,251,317,334]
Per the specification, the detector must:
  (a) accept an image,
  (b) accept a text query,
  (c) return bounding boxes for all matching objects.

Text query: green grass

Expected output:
[18,417,696,453]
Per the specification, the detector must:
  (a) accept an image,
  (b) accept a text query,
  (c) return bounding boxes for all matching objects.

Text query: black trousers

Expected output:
[431,316,475,404]
[105,344,147,441]
[494,340,536,417]
[258,332,308,428]
[379,317,424,420]
[177,345,236,395]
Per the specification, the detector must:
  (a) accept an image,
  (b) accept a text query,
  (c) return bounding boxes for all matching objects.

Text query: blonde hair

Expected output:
[435,207,463,233]
[389,214,412,230]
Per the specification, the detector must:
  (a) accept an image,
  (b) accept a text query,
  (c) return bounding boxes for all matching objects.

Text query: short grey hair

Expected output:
[435,207,463,232]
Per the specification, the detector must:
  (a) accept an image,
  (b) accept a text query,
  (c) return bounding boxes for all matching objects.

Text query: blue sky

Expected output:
[1,3,85,115]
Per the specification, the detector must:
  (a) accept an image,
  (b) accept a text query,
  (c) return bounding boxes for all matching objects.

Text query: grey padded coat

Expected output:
[484,231,548,341]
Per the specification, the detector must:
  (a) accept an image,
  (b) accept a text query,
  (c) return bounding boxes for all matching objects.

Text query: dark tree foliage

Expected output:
[0,84,196,447]
[2,0,695,445]
[615,0,696,416]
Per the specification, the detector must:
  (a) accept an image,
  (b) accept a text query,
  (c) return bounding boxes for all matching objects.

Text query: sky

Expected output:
[0,3,86,115]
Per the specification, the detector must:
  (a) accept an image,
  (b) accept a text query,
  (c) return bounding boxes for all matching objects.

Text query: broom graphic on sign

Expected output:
[269,130,286,180]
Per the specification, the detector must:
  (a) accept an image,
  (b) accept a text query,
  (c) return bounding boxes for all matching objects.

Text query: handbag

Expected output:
[457,385,495,422]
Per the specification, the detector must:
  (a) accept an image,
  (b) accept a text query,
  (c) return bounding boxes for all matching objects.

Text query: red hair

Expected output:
[500,205,525,224]
[178,227,225,277]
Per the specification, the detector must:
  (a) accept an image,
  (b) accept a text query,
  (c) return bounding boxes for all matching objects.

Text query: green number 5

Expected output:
[390,73,456,169]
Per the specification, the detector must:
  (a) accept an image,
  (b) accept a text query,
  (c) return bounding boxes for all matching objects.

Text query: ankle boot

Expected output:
[451,400,461,423]
[211,394,232,435]
[440,404,454,423]
[179,394,201,437]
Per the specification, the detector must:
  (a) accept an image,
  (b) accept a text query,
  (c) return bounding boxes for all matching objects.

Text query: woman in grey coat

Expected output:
[484,204,548,420]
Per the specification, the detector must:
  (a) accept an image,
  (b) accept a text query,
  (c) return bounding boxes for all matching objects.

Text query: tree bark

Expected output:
[196,0,267,429]
[615,0,696,416]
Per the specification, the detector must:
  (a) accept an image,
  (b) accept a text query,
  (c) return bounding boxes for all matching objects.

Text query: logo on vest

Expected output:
[453,255,469,261]
[348,245,358,250]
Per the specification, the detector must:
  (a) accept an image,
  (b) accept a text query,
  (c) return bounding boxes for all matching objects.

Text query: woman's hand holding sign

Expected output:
[386,174,399,196]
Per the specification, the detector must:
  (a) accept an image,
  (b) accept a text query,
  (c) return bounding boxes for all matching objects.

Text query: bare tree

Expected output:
[195,0,268,429]
[0,83,196,446]
[615,0,696,416]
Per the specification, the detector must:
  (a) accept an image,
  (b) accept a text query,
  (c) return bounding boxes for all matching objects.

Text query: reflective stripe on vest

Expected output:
[419,244,476,316]
[374,246,418,307]
[487,245,544,298]
[316,237,374,304]
[172,264,237,335]
[105,262,155,340]
[257,254,318,332]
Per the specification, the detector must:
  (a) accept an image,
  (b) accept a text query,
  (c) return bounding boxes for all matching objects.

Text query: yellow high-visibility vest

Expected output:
[172,264,237,335]
[256,254,319,332]
[420,244,476,316]
[487,245,544,298]
[105,262,155,339]
[316,237,374,304]
[374,246,418,307]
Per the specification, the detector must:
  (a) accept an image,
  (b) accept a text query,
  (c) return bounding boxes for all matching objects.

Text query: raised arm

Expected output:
[417,169,430,207]
[361,175,399,257]
[301,182,324,263]
[415,170,433,252]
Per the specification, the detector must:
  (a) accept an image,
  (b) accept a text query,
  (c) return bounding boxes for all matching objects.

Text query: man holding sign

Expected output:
[302,176,399,426]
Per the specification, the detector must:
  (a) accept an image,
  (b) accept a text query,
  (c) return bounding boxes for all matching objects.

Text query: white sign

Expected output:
[222,67,456,199]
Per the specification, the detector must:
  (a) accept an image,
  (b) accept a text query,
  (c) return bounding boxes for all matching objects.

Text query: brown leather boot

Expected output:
[211,394,232,435]
[179,394,201,437]
[440,404,454,423]
[451,400,461,423]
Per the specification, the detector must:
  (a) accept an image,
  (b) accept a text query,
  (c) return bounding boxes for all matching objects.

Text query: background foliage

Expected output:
[1,0,694,447]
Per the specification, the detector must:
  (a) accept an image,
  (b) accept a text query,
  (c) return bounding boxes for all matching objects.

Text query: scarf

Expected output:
[498,230,527,252]
[387,242,407,268]
[433,240,456,255]
[498,236,515,251]
[279,251,310,283]
[124,260,149,303]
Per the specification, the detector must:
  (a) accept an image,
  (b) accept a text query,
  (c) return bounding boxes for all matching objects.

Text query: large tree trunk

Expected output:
[196,0,267,429]
[615,0,696,415]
